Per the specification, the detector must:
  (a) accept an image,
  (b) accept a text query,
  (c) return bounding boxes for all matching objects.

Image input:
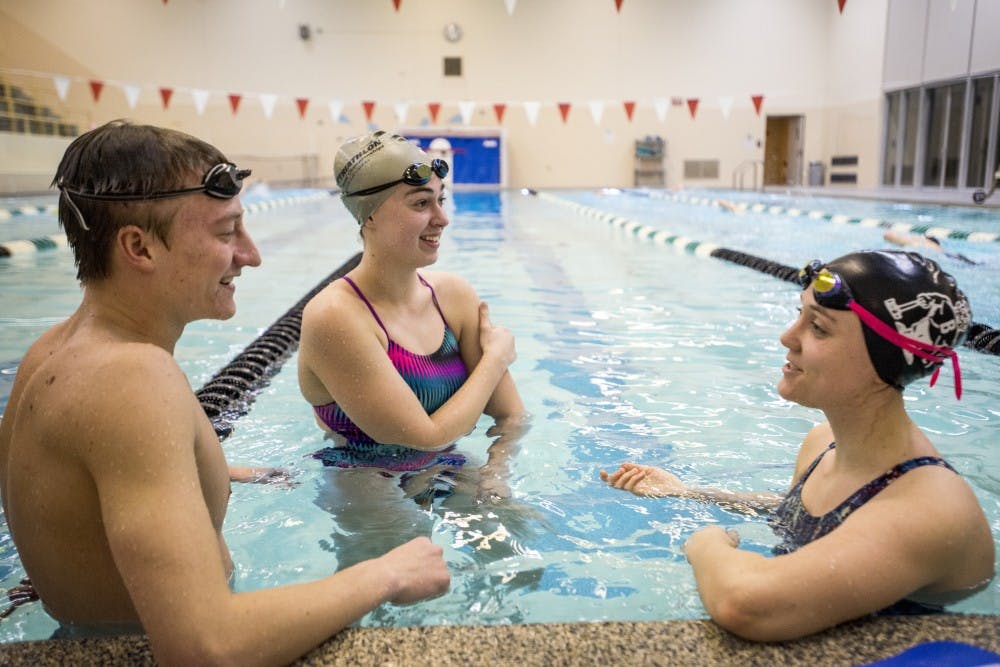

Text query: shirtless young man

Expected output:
[0,120,449,666]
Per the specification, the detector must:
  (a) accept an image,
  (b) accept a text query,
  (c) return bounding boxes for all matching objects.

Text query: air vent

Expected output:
[443,57,462,77]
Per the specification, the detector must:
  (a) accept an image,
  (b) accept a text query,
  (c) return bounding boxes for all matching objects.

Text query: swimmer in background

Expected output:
[601,250,994,641]
[0,121,449,666]
[883,229,978,265]
[717,199,744,214]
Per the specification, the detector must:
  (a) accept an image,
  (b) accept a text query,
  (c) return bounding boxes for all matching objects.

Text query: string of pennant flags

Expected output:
[5,67,767,126]
[156,0,850,16]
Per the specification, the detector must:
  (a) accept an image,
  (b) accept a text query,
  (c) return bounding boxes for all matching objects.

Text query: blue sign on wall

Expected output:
[407,135,502,186]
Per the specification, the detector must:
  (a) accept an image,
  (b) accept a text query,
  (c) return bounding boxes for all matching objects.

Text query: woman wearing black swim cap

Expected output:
[602,250,994,641]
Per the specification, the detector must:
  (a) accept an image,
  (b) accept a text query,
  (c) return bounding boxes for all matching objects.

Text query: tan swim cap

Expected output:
[334,131,430,223]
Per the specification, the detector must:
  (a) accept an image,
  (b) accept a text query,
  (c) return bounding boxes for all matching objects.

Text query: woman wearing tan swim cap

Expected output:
[298,131,526,502]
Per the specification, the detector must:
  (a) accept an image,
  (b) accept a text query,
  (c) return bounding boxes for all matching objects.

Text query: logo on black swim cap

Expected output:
[823,250,970,390]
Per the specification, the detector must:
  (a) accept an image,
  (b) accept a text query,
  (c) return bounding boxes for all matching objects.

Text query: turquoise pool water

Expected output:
[0,189,997,641]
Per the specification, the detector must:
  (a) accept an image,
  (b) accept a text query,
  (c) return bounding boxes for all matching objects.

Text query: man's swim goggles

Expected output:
[58,163,250,231]
[59,162,251,203]
[798,260,962,398]
[343,159,449,198]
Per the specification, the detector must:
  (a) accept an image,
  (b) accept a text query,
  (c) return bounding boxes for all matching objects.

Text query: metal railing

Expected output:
[732,159,764,191]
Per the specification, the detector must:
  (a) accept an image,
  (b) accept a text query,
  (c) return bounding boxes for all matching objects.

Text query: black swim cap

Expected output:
[821,250,971,390]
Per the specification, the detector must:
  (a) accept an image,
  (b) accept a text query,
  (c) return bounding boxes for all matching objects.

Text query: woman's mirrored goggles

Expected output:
[343,159,449,198]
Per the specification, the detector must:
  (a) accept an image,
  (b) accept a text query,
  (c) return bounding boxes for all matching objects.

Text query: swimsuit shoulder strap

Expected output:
[417,273,451,330]
[341,275,390,338]
[841,455,956,512]
[787,442,836,497]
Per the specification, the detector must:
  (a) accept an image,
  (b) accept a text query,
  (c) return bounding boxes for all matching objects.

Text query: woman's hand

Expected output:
[599,463,690,498]
[478,302,516,368]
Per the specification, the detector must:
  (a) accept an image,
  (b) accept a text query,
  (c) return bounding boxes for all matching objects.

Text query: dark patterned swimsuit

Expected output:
[769,442,957,615]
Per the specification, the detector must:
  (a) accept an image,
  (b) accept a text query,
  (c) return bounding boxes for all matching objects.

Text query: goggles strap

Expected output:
[848,302,962,399]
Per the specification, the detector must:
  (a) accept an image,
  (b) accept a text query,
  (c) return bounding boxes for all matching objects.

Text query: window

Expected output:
[882,92,900,186]
[966,77,994,188]
[883,71,1000,192]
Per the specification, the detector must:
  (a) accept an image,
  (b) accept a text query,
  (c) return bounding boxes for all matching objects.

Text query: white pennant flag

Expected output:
[588,100,605,125]
[523,101,540,126]
[259,93,277,119]
[718,96,734,120]
[328,100,344,123]
[504,0,517,15]
[122,84,142,110]
[191,89,210,116]
[53,76,71,101]
[653,97,669,122]
[394,101,409,126]
[458,100,476,125]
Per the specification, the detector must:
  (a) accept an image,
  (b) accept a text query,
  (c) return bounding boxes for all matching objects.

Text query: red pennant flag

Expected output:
[686,98,699,119]
[837,0,846,13]
[89,80,104,103]
[362,100,376,122]
[427,102,441,123]
[392,0,401,10]
[557,102,571,123]
[623,100,636,121]
[228,93,242,115]
[159,87,173,110]
[493,103,507,124]
[614,0,623,11]
[295,98,309,119]
[751,94,764,116]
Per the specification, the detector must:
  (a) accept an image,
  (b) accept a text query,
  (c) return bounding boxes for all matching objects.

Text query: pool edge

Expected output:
[0,615,997,665]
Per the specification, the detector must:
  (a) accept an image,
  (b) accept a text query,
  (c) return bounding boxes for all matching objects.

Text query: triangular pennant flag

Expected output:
[191,89,210,115]
[493,103,507,124]
[392,0,401,10]
[623,100,636,121]
[615,0,624,12]
[259,93,277,119]
[228,93,242,115]
[653,97,669,122]
[523,101,540,126]
[159,87,174,110]
[427,102,441,123]
[751,94,764,116]
[296,97,309,119]
[837,0,846,13]
[362,100,376,121]
[686,98,699,119]
[122,84,141,110]
[458,100,476,125]
[89,80,104,103]
[53,76,70,101]
[557,102,571,123]
[718,96,733,120]
[394,101,409,125]
[328,100,344,123]
[504,0,516,15]
[588,100,605,125]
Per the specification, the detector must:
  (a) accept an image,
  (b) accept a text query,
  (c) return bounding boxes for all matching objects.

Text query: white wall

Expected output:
[0,0,890,190]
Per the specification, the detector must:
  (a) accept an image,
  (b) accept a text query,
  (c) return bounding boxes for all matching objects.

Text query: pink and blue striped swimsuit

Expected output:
[312,274,469,470]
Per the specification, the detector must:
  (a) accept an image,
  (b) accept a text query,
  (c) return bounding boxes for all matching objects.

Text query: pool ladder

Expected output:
[732,159,764,191]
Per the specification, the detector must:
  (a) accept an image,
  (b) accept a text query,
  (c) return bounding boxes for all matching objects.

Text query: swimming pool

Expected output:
[0,188,997,641]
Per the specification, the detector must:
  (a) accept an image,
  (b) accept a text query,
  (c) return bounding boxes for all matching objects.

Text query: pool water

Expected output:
[0,189,997,641]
